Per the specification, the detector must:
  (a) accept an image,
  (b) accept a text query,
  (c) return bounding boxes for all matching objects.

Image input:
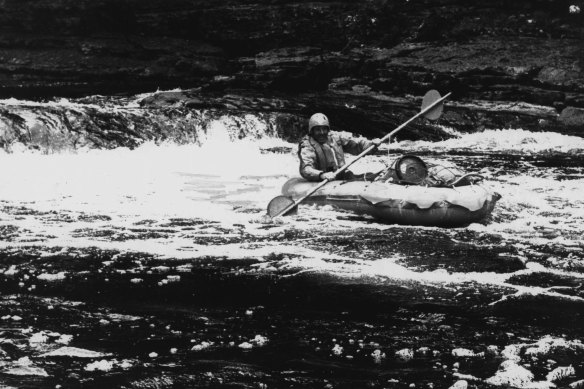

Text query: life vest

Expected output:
[307,135,346,172]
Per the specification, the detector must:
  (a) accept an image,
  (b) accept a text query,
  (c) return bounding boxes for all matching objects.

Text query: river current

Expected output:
[0,94,583,388]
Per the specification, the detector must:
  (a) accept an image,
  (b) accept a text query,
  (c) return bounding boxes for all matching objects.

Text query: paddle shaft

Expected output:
[272,92,452,218]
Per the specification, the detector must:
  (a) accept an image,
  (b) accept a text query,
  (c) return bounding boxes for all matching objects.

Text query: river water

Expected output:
[0,94,583,388]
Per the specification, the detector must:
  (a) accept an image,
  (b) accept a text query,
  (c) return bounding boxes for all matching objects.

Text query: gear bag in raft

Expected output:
[376,155,484,187]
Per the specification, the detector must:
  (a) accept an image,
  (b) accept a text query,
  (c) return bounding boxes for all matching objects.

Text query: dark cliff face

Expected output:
[0,0,583,137]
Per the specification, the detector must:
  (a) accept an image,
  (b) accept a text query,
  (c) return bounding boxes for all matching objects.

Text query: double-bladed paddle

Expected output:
[266,90,452,219]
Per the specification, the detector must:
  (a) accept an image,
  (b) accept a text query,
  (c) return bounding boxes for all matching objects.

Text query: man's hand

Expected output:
[371,138,383,147]
[320,172,337,181]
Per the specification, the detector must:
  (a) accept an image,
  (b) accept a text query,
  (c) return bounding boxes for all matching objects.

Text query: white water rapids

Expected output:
[1,112,583,299]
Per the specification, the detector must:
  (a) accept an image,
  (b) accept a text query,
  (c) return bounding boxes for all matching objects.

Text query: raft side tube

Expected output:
[281,178,500,227]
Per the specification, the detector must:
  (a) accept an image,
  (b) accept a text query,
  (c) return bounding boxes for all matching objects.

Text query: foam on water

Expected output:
[395,128,584,154]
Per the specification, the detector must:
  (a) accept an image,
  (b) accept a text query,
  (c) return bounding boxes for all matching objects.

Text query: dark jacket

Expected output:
[298,131,373,181]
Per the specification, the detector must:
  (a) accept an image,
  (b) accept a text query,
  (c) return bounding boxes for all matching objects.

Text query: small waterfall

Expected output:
[0,91,305,154]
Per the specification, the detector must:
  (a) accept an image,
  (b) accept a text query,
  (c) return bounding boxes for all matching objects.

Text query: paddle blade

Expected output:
[267,196,297,218]
[421,89,444,121]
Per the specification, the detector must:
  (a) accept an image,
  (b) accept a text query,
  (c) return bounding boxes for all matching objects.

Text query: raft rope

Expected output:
[450,173,485,186]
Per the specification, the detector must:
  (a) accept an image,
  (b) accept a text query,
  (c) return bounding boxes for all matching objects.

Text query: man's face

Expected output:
[311,126,329,144]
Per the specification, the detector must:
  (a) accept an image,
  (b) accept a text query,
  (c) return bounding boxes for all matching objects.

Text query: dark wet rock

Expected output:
[0,225,20,241]
[492,293,584,327]
[0,0,582,145]
[158,218,217,227]
[508,273,584,299]
[138,91,192,109]
[8,82,567,153]
[314,227,526,274]
[0,100,291,151]
[507,272,583,289]
[559,106,584,129]
[77,214,113,222]
[260,146,294,154]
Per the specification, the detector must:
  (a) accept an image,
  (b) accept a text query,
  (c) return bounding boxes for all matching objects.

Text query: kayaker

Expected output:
[298,113,381,181]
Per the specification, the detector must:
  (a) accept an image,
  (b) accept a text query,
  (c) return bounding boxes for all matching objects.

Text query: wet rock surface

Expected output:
[0,89,576,154]
[0,0,583,138]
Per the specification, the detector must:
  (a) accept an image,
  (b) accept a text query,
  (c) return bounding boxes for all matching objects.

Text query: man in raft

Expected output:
[298,113,381,181]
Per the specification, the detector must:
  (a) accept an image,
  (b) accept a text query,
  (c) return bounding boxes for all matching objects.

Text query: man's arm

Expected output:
[336,132,380,155]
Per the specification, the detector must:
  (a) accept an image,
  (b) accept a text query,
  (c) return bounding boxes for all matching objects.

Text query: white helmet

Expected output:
[308,113,330,133]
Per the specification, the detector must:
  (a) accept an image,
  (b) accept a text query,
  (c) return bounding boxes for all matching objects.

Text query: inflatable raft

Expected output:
[281,177,500,227]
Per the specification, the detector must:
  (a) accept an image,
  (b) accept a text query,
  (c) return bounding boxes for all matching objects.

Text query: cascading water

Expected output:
[0,92,583,389]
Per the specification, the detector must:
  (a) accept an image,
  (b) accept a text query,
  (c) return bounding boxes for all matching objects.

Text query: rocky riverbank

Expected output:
[0,0,583,143]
